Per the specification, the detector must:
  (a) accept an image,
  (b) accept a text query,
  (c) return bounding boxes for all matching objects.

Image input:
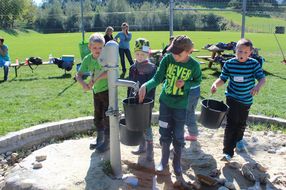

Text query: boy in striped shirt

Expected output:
[211,39,266,161]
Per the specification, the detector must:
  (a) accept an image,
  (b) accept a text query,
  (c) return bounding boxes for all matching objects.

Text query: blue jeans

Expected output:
[185,87,200,136]
[158,101,186,147]
[0,59,10,81]
[119,48,134,72]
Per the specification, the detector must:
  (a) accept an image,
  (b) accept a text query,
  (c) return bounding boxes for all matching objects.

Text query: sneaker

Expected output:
[184,134,197,141]
[221,154,232,162]
[236,140,245,152]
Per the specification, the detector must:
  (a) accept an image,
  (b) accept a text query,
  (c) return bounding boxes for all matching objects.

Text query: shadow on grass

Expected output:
[48,73,72,79]
[263,70,286,80]
[57,81,77,96]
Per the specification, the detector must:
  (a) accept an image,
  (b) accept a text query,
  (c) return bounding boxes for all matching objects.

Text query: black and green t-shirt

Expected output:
[146,54,202,109]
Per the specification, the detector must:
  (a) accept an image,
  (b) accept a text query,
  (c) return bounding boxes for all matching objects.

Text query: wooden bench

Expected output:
[10,61,51,77]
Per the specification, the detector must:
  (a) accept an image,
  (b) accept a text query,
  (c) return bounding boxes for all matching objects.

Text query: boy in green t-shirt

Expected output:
[76,33,109,153]
[138,35,202,182]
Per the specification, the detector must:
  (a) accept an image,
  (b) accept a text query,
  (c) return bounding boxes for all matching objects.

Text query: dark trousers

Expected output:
[93,90,109,136]
[223,97,251,157]
[119,48,134,72]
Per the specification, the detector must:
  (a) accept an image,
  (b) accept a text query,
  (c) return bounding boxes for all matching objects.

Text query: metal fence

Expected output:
[0,0,285,35]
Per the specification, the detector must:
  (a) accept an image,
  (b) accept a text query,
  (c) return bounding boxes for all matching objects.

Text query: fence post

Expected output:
[80,0,85,43]
[241,0,247,38]
[169,0,174,37]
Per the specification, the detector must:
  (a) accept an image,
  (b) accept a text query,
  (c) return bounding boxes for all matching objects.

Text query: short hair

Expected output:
[89,33,105,45]
[167,35,193,54]
[105,26,114,34]
[0,37,4,43]
[121,22,129,28]
[236,38,253,50]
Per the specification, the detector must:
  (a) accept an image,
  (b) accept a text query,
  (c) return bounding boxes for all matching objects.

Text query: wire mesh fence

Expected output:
[0,0,285,34]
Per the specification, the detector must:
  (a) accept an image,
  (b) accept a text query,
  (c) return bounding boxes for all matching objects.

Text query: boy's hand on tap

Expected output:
[138,83,147,103]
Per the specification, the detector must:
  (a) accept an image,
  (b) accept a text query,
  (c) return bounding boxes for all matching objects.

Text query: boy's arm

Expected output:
[211,78,225,94]
[76,72,90,91]
[139,58,167,103]
[76,58,91,91]
[250,77,266,96]
[145,56,168,92]
[88,71,107,88]
[188,63,202,89]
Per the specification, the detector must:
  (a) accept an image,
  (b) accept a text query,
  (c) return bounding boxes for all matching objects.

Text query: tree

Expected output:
[0,0,25,28]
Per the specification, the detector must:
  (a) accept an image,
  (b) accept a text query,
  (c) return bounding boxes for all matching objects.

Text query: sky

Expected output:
[33,0,43,5]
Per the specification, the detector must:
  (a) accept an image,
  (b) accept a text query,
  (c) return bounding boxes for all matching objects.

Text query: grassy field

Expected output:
[0,30,286,136]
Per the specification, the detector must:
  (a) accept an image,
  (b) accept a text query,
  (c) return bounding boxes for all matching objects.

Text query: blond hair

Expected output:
[105,26,114,34]
[89,33,105,45]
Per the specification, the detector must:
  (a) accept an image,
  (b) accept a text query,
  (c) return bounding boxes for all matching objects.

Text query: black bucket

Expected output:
[200,99,229,129]
[123,97,153,132]
[119,119,143,146]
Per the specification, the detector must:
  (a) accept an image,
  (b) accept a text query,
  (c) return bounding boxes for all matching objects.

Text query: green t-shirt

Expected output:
[78,54,108,94]
[146,54,202,109]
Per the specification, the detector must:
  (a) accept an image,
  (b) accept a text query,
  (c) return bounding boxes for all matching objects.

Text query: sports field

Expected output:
[0,30,285,135]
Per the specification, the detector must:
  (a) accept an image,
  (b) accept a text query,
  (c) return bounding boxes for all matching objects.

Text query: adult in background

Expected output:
[114,22,134,73]
[104,26,114,44]
[0,37,10,81]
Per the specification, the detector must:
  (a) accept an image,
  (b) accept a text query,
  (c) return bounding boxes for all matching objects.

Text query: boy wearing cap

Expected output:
[138,35,202,179]
[211,39,265,161]
[128,38,157,161]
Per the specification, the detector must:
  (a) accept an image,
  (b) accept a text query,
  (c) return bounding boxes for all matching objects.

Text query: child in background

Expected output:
[104,26,114,44]
[0,37,10,81]
[138,35,202,181]
[128,38,157,161]
[211,38,266,161]
[76,33,110,153]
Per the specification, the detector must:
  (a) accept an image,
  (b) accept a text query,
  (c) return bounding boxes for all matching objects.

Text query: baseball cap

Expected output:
[167,35,193,54]
[134,38,150,53]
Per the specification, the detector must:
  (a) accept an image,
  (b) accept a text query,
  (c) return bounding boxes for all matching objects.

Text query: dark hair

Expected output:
[0,37,4,43]
[236,38,253,50]
[121,22,129,28]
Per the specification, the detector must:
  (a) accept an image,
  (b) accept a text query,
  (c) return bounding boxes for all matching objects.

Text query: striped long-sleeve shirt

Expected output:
[220,57,265,105]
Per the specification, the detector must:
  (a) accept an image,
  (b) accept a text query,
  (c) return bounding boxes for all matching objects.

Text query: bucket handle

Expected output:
[206,94,213,108]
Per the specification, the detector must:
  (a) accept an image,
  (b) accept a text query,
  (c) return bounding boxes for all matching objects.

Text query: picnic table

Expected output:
[9,55,75,77]
[197,44,262,69]
[10,61,51,77]
[198,46,226,68]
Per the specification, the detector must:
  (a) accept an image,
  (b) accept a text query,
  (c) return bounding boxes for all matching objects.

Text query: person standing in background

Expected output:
[0,37,10,81]
[104,26,114,44]
[114,22,134,74]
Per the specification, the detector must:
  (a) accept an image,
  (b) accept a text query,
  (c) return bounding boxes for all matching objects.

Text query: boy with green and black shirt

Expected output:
[138,35,202,180]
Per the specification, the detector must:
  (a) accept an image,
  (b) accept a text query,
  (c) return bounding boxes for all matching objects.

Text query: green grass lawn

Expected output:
[0,30,285,136]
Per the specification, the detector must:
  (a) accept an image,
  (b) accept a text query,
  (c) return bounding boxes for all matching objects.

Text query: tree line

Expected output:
[0,0,284,33]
